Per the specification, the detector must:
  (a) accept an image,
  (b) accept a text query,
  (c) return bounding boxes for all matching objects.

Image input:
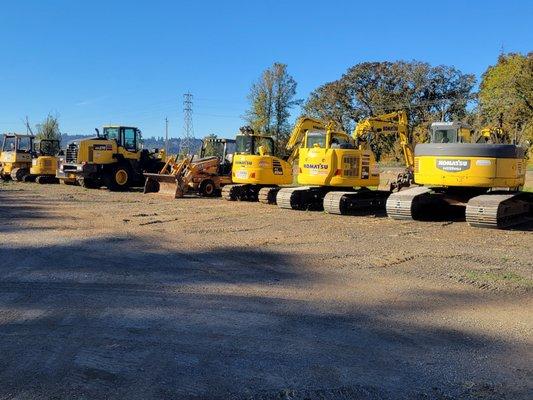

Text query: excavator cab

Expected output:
[235,131,275,156]
[430,122,474,144]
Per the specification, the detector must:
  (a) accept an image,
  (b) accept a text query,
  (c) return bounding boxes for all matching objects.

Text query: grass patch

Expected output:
[522,187,533,193]
[464,269,533,289]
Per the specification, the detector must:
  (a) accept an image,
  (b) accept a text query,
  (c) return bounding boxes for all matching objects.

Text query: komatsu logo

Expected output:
[235,160,252,166]
[303,163,328,170]
[436,159,470,172]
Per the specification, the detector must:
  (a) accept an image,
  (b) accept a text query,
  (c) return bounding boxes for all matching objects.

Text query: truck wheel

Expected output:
[11,168,29,182]
[199,179,216,197]
[104,165,131,191]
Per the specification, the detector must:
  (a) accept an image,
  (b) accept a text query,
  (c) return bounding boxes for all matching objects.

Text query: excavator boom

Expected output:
[352,111,414,190]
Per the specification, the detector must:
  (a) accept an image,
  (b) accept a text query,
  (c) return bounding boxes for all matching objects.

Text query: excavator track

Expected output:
[466,192,532,229]
[258,187,280,205]
[323,190,390,215]
[276,186,325,210]
[222,184,241,201]
[222,184,261,202]
[276,187,324,211]
[386,186,433,220]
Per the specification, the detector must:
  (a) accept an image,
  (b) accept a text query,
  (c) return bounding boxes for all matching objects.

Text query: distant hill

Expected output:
[60,134,203,155]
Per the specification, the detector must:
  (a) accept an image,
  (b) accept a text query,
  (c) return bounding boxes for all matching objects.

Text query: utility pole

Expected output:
[180,92,194,157]
[165,117,169,156]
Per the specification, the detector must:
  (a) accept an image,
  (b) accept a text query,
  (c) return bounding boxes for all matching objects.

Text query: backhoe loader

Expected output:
[277,112,414,214]
[56,125,165,190]
[222,126,294,204]
[143,137,234,199]
[0,133,34,181]
[386,121,531,229]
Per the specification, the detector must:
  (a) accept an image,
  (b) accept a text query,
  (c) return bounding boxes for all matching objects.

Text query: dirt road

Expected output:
[0,182,532,399]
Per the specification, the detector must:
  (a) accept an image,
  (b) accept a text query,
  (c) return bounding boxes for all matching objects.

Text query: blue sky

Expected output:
[0,0,531,139]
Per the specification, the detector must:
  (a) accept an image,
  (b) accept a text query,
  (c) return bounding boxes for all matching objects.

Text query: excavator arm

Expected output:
[353,111,414,169]
[353,111,414,191]
[284,117,327,164]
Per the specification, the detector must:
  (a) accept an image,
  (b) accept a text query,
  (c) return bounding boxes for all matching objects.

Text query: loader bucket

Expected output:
[143,173,184,199]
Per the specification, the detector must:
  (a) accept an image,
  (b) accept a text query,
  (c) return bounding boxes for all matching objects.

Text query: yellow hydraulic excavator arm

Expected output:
[353,111,414,169]
[353,111,414,191]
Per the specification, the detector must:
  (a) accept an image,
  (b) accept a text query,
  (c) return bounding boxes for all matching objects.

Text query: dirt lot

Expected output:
[0,180,532,400]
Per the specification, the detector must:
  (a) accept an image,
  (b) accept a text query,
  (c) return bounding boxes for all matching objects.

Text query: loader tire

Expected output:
[199,179,216,197]
[104,165,131,191]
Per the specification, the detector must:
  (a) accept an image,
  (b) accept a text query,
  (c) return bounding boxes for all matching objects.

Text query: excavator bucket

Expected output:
[143,173,184,199]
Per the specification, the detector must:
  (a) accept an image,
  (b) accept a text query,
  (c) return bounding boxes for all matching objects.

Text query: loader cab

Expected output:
[102,126,142,152]
[201,137,236,175]
[430,122,474,144]
[2,134,34,154]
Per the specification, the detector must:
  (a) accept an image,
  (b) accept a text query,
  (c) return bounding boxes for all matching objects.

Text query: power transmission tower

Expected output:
[164,117,169,156]
[180,92,194,157]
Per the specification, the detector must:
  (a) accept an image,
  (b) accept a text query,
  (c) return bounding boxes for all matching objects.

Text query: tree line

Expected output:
[245,53,533,161]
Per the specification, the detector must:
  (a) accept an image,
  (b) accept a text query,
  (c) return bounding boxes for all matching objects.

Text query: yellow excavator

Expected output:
[222,126,294,203]
[276,111,413,214]
[27,139,61,183]
[386,121,531,228]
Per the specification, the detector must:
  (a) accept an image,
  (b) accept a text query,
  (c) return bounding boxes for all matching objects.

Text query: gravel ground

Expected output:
[0,180,532,400]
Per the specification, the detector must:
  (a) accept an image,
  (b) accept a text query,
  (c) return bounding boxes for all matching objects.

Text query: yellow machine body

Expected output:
[230,130,293,185]
[414,122,526,189]
[232,154,292,185]
[0,134,34,180]
[414,151,525,189]
[290,117,380,188]
[30,155,58,176]
[386,121,530,229]
[57,126,165,190]
[298,146,379,187]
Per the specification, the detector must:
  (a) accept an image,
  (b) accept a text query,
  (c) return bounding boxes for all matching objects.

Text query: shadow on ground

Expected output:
[0,234,529,400]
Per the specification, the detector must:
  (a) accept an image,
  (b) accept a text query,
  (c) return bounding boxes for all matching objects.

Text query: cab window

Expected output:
[330,133,352,148]
[236,135,253,154]
[18,137,32,152]
[104,127,120,142]
[306,131,326,148]
[123,128,136,151]
[3,137,16,151]
[254,137,274,155]
[432,129,458,143]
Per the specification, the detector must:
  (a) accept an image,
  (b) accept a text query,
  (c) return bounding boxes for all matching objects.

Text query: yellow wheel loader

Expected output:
[222,126,294,204]
[143,137,234,199]
[56,126,165,190]
[277,112,414,214]
[386,121,531,229]
[0,133,34,181]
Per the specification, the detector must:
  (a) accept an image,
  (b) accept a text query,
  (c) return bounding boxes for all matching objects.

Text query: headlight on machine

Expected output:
[32,159,38,166]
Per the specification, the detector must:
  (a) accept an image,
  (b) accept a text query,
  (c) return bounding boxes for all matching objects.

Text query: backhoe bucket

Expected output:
[143,173,184,199]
